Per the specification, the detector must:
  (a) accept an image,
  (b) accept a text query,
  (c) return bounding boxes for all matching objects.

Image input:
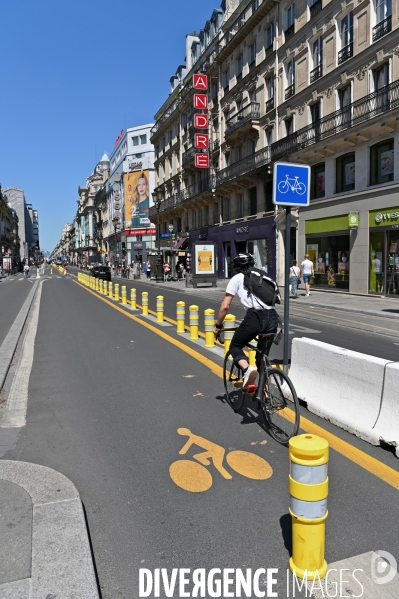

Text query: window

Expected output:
[237,55,243,80]
[223,68,230,90]
[336,152,355,192]
[287,59,295,86]
[132,136,139,146]
[341,12,353,46]
[311,163,325,199]
[236,146,243,161]
[313,38,323,67]
[285,117,294,136]
[250,41,256,66]
[135,153,143,158]
[249,88,257,102]
[266,75,274,99]
[370,140,394,185]
[285,4,295,34]
[249,187,257,215]
[212,81,218,101]
[213,202,219,224]
[373,62,389,90]
[237,193,244,218]
[376,0,392,23]
[266,24,274,52]
[265,128,274,146]
[338,85,351,129]
[224,197,231,221]
[310,102,321,139]
[140,134,147,145]
[225,152,230,167]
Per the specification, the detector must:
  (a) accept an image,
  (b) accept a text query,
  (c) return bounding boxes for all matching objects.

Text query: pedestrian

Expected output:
[126,264,130,279]
[63,264,68,277]
[300,254,314,297]
[163,261,171,282]
[180,262,186,279]
[145,260,151,280]
[23,263,30,278]
[289,260,300,299]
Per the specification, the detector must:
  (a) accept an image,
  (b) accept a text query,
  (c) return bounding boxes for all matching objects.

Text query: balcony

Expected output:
[271,79,399,161]
[284,24,295,42]
[182,147,195,167]
[266,97,274,112]
[310,64,323,83]
[216,146,271,187]
[310,0,322,19]
[338,42,353,65]
[225,101,260,138]
[237,72,242,83]
[148,176,216,217]
[213,139,220,150]
[285,84,295,100]
[265,44,274,58]
[373,15,392,42]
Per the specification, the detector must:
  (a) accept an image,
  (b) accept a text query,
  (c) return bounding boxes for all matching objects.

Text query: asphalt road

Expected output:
[2,272,399,598]
[0,274,33,346]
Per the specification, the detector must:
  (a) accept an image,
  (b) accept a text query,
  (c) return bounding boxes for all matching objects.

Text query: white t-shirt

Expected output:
[301,259,314,275]
[225,273,274,310]
[290,265,300,278]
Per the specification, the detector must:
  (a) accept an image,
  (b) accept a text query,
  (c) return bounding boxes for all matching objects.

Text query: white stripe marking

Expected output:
[2,282,43,428]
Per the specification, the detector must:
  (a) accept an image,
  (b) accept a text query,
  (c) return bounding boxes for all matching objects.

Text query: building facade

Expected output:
[3,186,36,261]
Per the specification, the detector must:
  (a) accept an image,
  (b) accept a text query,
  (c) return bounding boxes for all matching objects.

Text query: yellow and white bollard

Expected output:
[223,314,236,355]
[289,434,329,580]
[156,296,164,323]
[248,339,257,368]
[98,279,102,294]
[121,285,127,305]
[108,282,113,298]
[204,309,215,348]
[176,301,185,334]
[130,288,137,310]
[189,305,199,340]
[96,278,99,291]
[114,283,120,301]
[142,292,149,315]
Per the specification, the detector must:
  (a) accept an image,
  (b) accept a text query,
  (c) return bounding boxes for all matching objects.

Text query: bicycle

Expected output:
[277,175,306,195]
[220,329,300,445]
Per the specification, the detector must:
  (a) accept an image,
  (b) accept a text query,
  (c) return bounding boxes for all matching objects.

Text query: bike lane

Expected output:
[9,276,399,598]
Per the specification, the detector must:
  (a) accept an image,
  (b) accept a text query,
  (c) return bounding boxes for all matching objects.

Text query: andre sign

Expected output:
[193,74,209,169]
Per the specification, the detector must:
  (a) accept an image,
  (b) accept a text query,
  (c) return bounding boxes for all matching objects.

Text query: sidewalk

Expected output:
[112,273,399,319]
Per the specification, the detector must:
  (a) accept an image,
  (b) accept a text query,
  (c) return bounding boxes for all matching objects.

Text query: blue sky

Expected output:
[0,0,219,253]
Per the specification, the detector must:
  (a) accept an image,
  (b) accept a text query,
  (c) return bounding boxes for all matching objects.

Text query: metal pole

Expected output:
[283,206,291,374]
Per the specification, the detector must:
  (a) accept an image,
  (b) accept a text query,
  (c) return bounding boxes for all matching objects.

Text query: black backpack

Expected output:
[243,266,281,307]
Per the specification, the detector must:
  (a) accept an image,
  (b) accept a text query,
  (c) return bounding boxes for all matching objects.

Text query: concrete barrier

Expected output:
[373,362,399,457]
[289,338,390,446]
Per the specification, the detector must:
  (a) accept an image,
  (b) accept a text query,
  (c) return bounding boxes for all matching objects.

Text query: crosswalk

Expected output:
[1,275,64,281]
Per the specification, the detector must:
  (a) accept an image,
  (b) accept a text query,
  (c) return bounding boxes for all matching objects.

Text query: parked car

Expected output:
[91,265,111,281]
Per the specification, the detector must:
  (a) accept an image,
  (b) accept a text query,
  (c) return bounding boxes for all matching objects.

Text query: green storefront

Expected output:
[369,207,399,296]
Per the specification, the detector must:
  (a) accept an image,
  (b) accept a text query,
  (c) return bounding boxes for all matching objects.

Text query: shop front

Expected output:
[189,216,276,280]
[369,207,399,296]
[305,215,351,291]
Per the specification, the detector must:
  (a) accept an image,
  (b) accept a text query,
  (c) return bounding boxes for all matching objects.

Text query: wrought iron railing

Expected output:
[213,139,220,149]
[285,84,295,100]
[284,24,295,42]
[182,147,195,165]
[266,97,274,112]
[310,64,323,83]
[338,42,353,65]
[216,146,271,186]
[265,43,274,57]
[310,0,322,19]
[373,15,392,41]
[225,101,260,136]
[271,79,399,160]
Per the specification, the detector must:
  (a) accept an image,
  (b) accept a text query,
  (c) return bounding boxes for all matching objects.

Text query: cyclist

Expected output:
[214,253,281,391]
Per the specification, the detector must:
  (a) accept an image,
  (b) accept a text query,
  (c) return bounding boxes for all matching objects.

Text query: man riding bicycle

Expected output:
[214,253,281,391]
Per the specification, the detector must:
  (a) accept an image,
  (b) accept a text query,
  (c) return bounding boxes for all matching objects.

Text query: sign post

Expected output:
[273,161,310,372]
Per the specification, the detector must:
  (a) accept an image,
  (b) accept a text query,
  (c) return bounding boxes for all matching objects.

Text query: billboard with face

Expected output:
[124,171,151,229]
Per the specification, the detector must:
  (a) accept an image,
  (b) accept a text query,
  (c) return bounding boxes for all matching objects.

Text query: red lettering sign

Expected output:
[193,74,208,89]
[194,133,209,149]
[194,114,209,129]
[114,129,124,148]
[126,228,156,235]
[194,94,208,109]
[195,153,209,168]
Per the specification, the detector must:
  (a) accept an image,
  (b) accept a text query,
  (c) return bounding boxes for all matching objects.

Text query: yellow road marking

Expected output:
[291,305,399,334]
[73,280,399,491]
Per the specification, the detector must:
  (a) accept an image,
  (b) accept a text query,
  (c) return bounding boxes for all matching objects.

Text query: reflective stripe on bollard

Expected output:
[204,309,215,348]
[176,301,185,334]
[114,284,120,301]
[223,314,236,355]
[131,288,137,310]
[108,282,113,298]
[189,305,199,340]
[121,286,127,305]
[156,296,164,323]
[289,434,329,580]
[142,292,149,315]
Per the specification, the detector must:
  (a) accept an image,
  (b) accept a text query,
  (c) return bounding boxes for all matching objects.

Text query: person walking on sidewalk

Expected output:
[23,263,30,278]
[289,260,300,299]
[300,254,314,296]
[214,252,281,392]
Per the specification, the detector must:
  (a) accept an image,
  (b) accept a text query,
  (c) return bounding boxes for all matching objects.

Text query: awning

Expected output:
[173,237,188,251]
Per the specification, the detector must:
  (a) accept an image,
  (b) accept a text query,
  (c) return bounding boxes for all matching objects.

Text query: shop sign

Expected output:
[129,161,143,171]
[348,213,359,228]
[193,74,209,171]
[375,211,399,224]
[126,228,156,235]
[236,226,249,234]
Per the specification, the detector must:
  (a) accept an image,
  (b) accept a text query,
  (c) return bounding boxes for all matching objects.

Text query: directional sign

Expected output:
[273,161,310,207]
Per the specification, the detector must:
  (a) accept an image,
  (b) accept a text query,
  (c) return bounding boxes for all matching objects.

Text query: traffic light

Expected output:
[35,242,40,250]
[122,242,126,252]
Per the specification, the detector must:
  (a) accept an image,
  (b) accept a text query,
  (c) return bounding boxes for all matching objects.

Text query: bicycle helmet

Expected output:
[232,252,255,269]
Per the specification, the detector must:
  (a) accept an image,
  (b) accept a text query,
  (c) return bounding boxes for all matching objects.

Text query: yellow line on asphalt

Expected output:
[291,305,399,334]
[74,280,399,491]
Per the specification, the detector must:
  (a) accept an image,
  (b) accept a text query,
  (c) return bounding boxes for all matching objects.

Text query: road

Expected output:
[1,268,399,598]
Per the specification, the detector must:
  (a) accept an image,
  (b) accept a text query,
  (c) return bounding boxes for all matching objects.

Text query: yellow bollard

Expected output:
[289,434,329,580]
[131,288,137,310]
[204,309,215,348]
[223,314,236,355]
[108,281,113,298]
[114,283,120,301]
[176,301,185,334]
[142,292,149,315]
[189,305,199,340]
[121,285,127,305]
[98,279,102,293]
[248,339,257,368]
[156,296,164,323]
[95,278,99,291]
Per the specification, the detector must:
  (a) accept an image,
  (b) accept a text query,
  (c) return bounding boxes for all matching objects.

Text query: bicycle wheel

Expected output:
[223,351,244,411]
[296,182,306,195]
[277,180,289,193]
[259,367,300,445]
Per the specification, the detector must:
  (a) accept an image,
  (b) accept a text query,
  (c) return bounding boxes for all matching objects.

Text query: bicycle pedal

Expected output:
[245,384,257,395]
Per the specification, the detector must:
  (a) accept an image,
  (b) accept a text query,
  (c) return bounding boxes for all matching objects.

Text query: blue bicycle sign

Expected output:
[273,162,310,206]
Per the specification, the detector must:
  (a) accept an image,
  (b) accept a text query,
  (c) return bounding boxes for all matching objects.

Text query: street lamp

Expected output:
[112,216,119,269]
[152,191,163,282]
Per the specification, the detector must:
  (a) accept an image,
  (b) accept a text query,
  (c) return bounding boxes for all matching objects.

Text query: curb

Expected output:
[0,461,99,598]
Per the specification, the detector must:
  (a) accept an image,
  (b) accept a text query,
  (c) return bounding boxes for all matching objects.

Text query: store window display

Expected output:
[306,235,350,290]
